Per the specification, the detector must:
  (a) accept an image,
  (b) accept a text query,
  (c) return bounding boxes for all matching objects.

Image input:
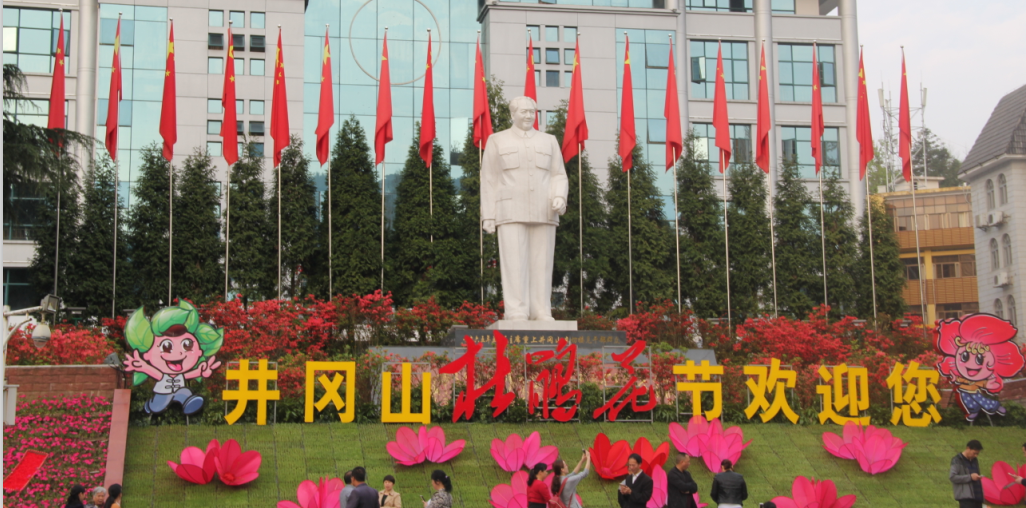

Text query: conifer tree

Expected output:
[125,144,174,309]
[270,136,318,298]
[821,174,859,317]
[171,149,224,303]
[225,142,272,303]
[856,195,906,319]
[544,101,609,315]
[318,116,382,298]
[28,146,80,303]
[604,142,674,311]
[675,132,726,318]
[726,163,771,319]
[773,158,820,317]
[66,157,127,319]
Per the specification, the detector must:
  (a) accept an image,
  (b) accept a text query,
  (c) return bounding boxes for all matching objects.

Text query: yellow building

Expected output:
[880,177,978,325]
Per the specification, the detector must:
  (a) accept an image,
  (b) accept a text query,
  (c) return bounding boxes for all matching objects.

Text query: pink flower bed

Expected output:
[2,395,112,508]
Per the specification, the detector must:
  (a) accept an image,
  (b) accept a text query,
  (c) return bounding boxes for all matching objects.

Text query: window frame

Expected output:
[990,238,1000,271]
[986,179,995,209]
[1002,234,1013,267]
[998,174,1008,205]
[994,299,1004,319]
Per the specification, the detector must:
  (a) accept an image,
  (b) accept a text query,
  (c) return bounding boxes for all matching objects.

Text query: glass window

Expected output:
[779,44,837,103]
[771,0,796,13]
[207,141,222,157]
[4,268,38,309]
[528,47,540,64]
[985,179,994,209]
[208,57,223,74]
[4,185,45,241]
[208,33,224,50]
[237,121,244,134]
[564,27,577,41]
[207,120,221,135]
[234,58,244,75]
[252,143,265,158]
[565,71,573,87]
[994,299,1004,319]
[100,18,134,46]
[545,70,560,87]
[960,254,976,277]
[690,40,748,100]
[251,12,265,29]
[780,126,841,178]
[990,238,1000,271]
[236,99,244,115]
[564,49,575,65]
[209,10,223,27]
[545,48,559,64]
[902,257,922,281]
[690,123,753,172]
[250,100,265,115]
[208,99,221,113]
[250,35,265,53]
[534,70,540,87]
[646,44,669,69]
[933,255,961,279]
[1003,234,1013,267]
[527,25,540,42]
[229,11,245,28]
[250,121,265,136]
[685,0,752,11]
[1008,296,1017,326]
[4,8,73,73]
[998,174,1007,205]
[937,302,979,320]
[232,33,245,51]
[545,111,557,128]
[250,59,265,76]
[545,26,559,42]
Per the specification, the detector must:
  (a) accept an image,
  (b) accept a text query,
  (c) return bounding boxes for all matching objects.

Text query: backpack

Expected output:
[548,478,569,508]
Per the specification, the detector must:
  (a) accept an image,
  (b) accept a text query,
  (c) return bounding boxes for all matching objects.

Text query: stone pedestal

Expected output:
[486,320,578,331]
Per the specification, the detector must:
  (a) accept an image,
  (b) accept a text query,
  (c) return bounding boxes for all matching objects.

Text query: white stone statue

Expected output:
[481,97,568,322]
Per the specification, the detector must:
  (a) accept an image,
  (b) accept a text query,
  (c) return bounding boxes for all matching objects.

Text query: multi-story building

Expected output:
[879,177,978,325]
[959,83,1026,328]
[3,0,866,308]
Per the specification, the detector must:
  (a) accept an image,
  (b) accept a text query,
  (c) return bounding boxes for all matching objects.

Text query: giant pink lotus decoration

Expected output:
[168,439,220,485]
[386,426,465,466]
[647,466,667,508]
[822,422,906,475]
[491,431,558,472]
[214,438,262,486]
[668,416,751,473]
[278,477,346,508]
[489,471,582,508]
[771,476,857,508]
[982,461,1026,506]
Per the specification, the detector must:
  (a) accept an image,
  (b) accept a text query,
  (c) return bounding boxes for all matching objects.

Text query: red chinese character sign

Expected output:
[935,313,1025,422]
[439,332,515,422]
[593,341,656,421]
[526,338,581,421]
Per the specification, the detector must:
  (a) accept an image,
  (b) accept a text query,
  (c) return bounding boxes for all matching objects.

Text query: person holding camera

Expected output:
[709,460,747,508]
[667,453,698,508]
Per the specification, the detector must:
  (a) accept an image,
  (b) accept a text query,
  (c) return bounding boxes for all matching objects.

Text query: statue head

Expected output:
[509,96,538,132]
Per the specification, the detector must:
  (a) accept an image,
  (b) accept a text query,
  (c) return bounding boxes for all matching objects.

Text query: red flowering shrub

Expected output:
[577,312,616,331]
[5,325,116,366]
[616,300,696,346]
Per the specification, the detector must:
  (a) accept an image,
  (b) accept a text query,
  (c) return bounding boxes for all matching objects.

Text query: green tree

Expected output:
[172,149,224,302]
[855,196,907,320]
[544,101,609,315]
[604,142,674,311]
[226,143,272,303]
[319,116,382,298]
[821,174,859,317]
[675,132,726,318]
[125,145,174,309]
[912,128,962,188]
[488,76,513,132]
[773,158,820,317]
[726,163,771,319]
[270,136,318,298]
[28,146,80,302]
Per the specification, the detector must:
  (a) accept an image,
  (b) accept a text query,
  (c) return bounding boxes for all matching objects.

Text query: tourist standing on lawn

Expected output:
[553,451,591,508]
[423,470,453,508]
[667,453,699,508]
[341,470,355,508]
[709,460,748,508]
[85,487,107,508]
[347,467,379,508]
[381,474,402,508]
[102,484,121,508]
[526,462,551,508]
[64,484,87,508]
[950,440,985,508]
[618,453,653,508]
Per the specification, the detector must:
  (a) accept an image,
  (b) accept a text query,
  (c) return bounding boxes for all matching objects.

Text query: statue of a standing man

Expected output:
[481,97,568,321]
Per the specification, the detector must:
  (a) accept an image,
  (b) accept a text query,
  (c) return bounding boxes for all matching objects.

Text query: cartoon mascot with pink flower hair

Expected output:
[935,314,1025,422]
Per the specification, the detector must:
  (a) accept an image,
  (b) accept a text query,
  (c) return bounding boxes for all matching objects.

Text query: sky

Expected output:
[857,0,1026,159]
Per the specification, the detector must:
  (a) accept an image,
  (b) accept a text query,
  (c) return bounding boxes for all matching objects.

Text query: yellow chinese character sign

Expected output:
[381,362,431,424]
[887,361,942,427]
[817,364,870,425]
[744,358,799,424]
[674,360,723,420]
[224,359,281,425]
[304,361,356,423]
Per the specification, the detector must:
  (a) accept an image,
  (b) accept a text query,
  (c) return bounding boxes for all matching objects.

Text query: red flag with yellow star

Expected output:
[220,25,238,165]
[811,44,824,174]
[712,41,731,173]
[472,36,492,150]
[856,49,874,181]
[375,32,393,165]
[47,14,65,134]
[104,17,122,160]
[618,35,636,172]
[159,22,177,161]
[899,50,912,182]
[524,34,538,130]
[315,27,333,166]
[562,39,588,163]
[664,39,682,171]
[418,31,435,167]
[271,28,291,167]
[755,43,771,173]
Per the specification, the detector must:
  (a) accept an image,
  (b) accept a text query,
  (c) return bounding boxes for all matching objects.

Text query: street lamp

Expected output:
[3,294,62,425]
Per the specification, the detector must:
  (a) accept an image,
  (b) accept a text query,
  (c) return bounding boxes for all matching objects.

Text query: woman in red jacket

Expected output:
[526,463,551,508]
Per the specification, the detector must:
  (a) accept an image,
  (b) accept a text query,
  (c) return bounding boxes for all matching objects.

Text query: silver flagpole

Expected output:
[328,161,332,296]
[429,160,433,244]
[54,151,61,296]
[723,161,731,326]
[479,145,484,303]
[911,170,925,319]
[278,160,283,300]
[768,183,779,318]
[579,144,583,315]
[673,150,681,314]
[380,161,385,292]
[818,168,828,308]
[168,159,173,304]
[112,157,119,318]
[224,165,230,300]
[866,175,877,320]
[627,168,633,315]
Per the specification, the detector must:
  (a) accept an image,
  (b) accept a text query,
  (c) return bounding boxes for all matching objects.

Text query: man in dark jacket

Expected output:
[618,453,653,508]
[950,440,985,508]
[667,453,698,508]
[347,467,380,508]
[710,459,748,508]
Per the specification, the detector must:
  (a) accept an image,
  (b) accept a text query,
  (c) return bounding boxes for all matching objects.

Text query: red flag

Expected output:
[374,32,393,165]
[898,50,912,182]
[472,37,493,150]
[315,28,333,166]
[271,28,291,167]
[856,49,874,181]
[618,35,636,172]
[159,22,177,161]
[220,25,238,165]
[712,41,731,173]
[664,39,682,171]
[47,14,65,133]
[418,31,435,167]
[755,43,771,173]
[525,34,538,130]
[811,44,824,174]
[562,40,588,163]
[104,17,123,161]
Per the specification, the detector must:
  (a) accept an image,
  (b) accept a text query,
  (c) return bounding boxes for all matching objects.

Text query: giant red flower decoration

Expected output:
[771,476,856,508]
[491,431,558,472]
[168,439,220,485]
[822,422,906,475]
[489,471,581,508]
[214,438,262,486]
[668,416,751,473]
[982,461,1026,506]
[386,426,465,466]
[631,437,670,476]
[589,433,632,479]
[278,477,346,508]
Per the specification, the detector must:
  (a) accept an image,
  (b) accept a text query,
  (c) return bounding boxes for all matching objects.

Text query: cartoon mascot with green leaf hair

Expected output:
[122,300,223,415]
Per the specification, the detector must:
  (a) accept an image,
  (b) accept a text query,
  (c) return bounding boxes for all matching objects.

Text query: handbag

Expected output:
[548,478,569,508]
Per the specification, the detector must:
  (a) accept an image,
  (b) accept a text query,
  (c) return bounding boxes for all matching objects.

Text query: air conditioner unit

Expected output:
[976,214,986,229]
[990,212,1008,226]
[994,271,1013,287]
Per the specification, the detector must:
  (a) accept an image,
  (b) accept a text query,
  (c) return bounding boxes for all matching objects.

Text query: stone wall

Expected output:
[5,365,120,401]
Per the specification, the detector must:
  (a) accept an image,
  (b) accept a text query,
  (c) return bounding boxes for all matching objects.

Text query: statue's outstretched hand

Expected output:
[552,197,567,215]
[482,219,496,234]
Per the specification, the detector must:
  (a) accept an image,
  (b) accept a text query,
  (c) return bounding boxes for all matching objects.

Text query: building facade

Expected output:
[4,0,866,308]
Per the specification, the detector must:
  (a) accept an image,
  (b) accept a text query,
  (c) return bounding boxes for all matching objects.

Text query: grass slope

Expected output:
[123,422,1025,508]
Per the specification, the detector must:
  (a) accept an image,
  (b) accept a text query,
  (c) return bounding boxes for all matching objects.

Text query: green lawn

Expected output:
[123,422,1025,507]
